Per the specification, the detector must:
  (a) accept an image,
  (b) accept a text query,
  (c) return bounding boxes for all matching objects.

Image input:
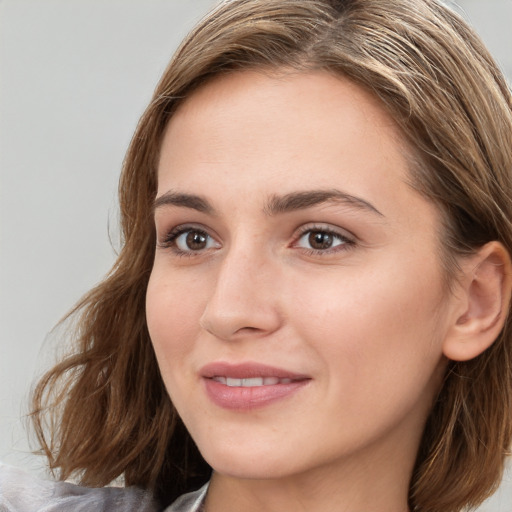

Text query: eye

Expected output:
[162,226,220,254]
[295,227,352,253]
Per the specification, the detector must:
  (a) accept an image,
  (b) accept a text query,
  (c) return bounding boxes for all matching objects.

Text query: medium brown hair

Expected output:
[31,1,512,510]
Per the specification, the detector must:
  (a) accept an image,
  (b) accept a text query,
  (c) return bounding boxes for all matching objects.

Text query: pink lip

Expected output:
[200,362,311,410]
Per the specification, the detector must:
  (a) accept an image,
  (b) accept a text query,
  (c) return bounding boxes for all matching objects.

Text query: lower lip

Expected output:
[203,378,309,410]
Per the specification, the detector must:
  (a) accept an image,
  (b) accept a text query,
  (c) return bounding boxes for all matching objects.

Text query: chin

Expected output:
[196,439,302,480]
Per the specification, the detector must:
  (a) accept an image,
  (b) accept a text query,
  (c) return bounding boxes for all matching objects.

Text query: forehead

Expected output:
[156,70,434,226]
[163,69,404,157]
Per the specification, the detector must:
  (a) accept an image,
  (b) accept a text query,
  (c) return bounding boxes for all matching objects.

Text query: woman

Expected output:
[1,0,511,511]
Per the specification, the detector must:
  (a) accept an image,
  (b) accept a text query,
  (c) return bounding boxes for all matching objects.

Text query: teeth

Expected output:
[241,377,263,387]
[212,376,292,387]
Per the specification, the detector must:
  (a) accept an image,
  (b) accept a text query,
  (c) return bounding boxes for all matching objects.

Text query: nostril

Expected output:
[233,326,263,335]
[199,282,282,340]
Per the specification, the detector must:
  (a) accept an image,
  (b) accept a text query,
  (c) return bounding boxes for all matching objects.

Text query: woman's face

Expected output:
[146,71,458,482]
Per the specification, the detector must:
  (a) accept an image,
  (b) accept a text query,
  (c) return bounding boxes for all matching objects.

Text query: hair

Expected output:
[31,1,512,511]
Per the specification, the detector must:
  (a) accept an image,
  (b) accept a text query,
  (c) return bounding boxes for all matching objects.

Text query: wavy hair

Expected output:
[31,1,512,510]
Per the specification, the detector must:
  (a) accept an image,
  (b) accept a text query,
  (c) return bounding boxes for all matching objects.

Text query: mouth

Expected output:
[211,376,295,387]
[200,362,311,410]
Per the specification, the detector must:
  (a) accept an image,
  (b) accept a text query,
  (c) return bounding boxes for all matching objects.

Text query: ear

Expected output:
[443,241,512,362]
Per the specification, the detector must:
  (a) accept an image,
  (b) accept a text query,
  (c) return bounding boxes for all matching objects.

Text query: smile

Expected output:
[201,362,310,410]
[211,376,294,387]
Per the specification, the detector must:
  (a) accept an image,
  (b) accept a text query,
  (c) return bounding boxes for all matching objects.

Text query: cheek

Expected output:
[289,258,447,395]
[145,271,204,372]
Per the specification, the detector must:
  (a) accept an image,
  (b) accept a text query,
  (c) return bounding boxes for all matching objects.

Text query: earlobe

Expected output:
[443,241,512,362]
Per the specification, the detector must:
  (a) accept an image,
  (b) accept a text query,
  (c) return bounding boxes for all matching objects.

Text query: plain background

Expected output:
[1,1,511,509]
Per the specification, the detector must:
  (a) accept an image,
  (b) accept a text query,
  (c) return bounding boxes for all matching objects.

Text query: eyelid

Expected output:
[293,223,355,240]
[157,223,221,253]
[291,223,356,253]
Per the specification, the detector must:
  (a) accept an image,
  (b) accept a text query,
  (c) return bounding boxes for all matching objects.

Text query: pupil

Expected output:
[186,231,207,250]
[309,231,332,249]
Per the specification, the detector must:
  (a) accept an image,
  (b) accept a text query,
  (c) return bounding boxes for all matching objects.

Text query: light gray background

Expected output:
[1,1,511,510]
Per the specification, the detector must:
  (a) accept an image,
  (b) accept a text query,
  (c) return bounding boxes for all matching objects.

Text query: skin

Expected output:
[146,70,466,512]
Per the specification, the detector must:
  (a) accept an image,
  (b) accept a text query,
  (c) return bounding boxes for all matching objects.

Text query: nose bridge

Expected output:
[200,238,281,340]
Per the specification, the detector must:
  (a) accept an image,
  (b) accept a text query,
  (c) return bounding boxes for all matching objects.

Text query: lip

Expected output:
[200,362,311,410]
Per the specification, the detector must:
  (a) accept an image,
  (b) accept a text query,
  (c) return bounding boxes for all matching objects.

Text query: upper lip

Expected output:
[200,362,310,380]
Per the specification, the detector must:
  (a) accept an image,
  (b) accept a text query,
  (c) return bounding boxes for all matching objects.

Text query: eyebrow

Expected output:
[153,191,214,214]
[153,188,383,217]
[265,189,383,217]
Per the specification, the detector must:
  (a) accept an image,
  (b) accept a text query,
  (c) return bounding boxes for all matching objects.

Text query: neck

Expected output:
[204,435,415,512]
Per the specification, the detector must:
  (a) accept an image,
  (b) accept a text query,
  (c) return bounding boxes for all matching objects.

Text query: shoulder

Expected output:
[163,483,208,512]
[0,463,157,512]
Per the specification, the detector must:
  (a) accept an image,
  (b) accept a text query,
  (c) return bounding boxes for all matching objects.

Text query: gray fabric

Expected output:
[0,463,206,512]
[163,484,208,512]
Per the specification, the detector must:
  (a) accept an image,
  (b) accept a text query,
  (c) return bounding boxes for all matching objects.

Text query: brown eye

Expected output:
[296,228,350,253]
[172,229,219,253]
[308,231,334,250]
[185,231,208,250]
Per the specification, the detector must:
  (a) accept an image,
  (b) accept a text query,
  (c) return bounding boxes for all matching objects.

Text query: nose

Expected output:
[199,246,282,341]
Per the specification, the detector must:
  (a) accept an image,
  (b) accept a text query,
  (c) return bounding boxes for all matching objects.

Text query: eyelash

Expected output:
[292,224,355,255]
[157,224,355,258]
[158,224,217,258]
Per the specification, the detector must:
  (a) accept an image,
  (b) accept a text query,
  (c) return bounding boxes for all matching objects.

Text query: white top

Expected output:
[0,463,207,512]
